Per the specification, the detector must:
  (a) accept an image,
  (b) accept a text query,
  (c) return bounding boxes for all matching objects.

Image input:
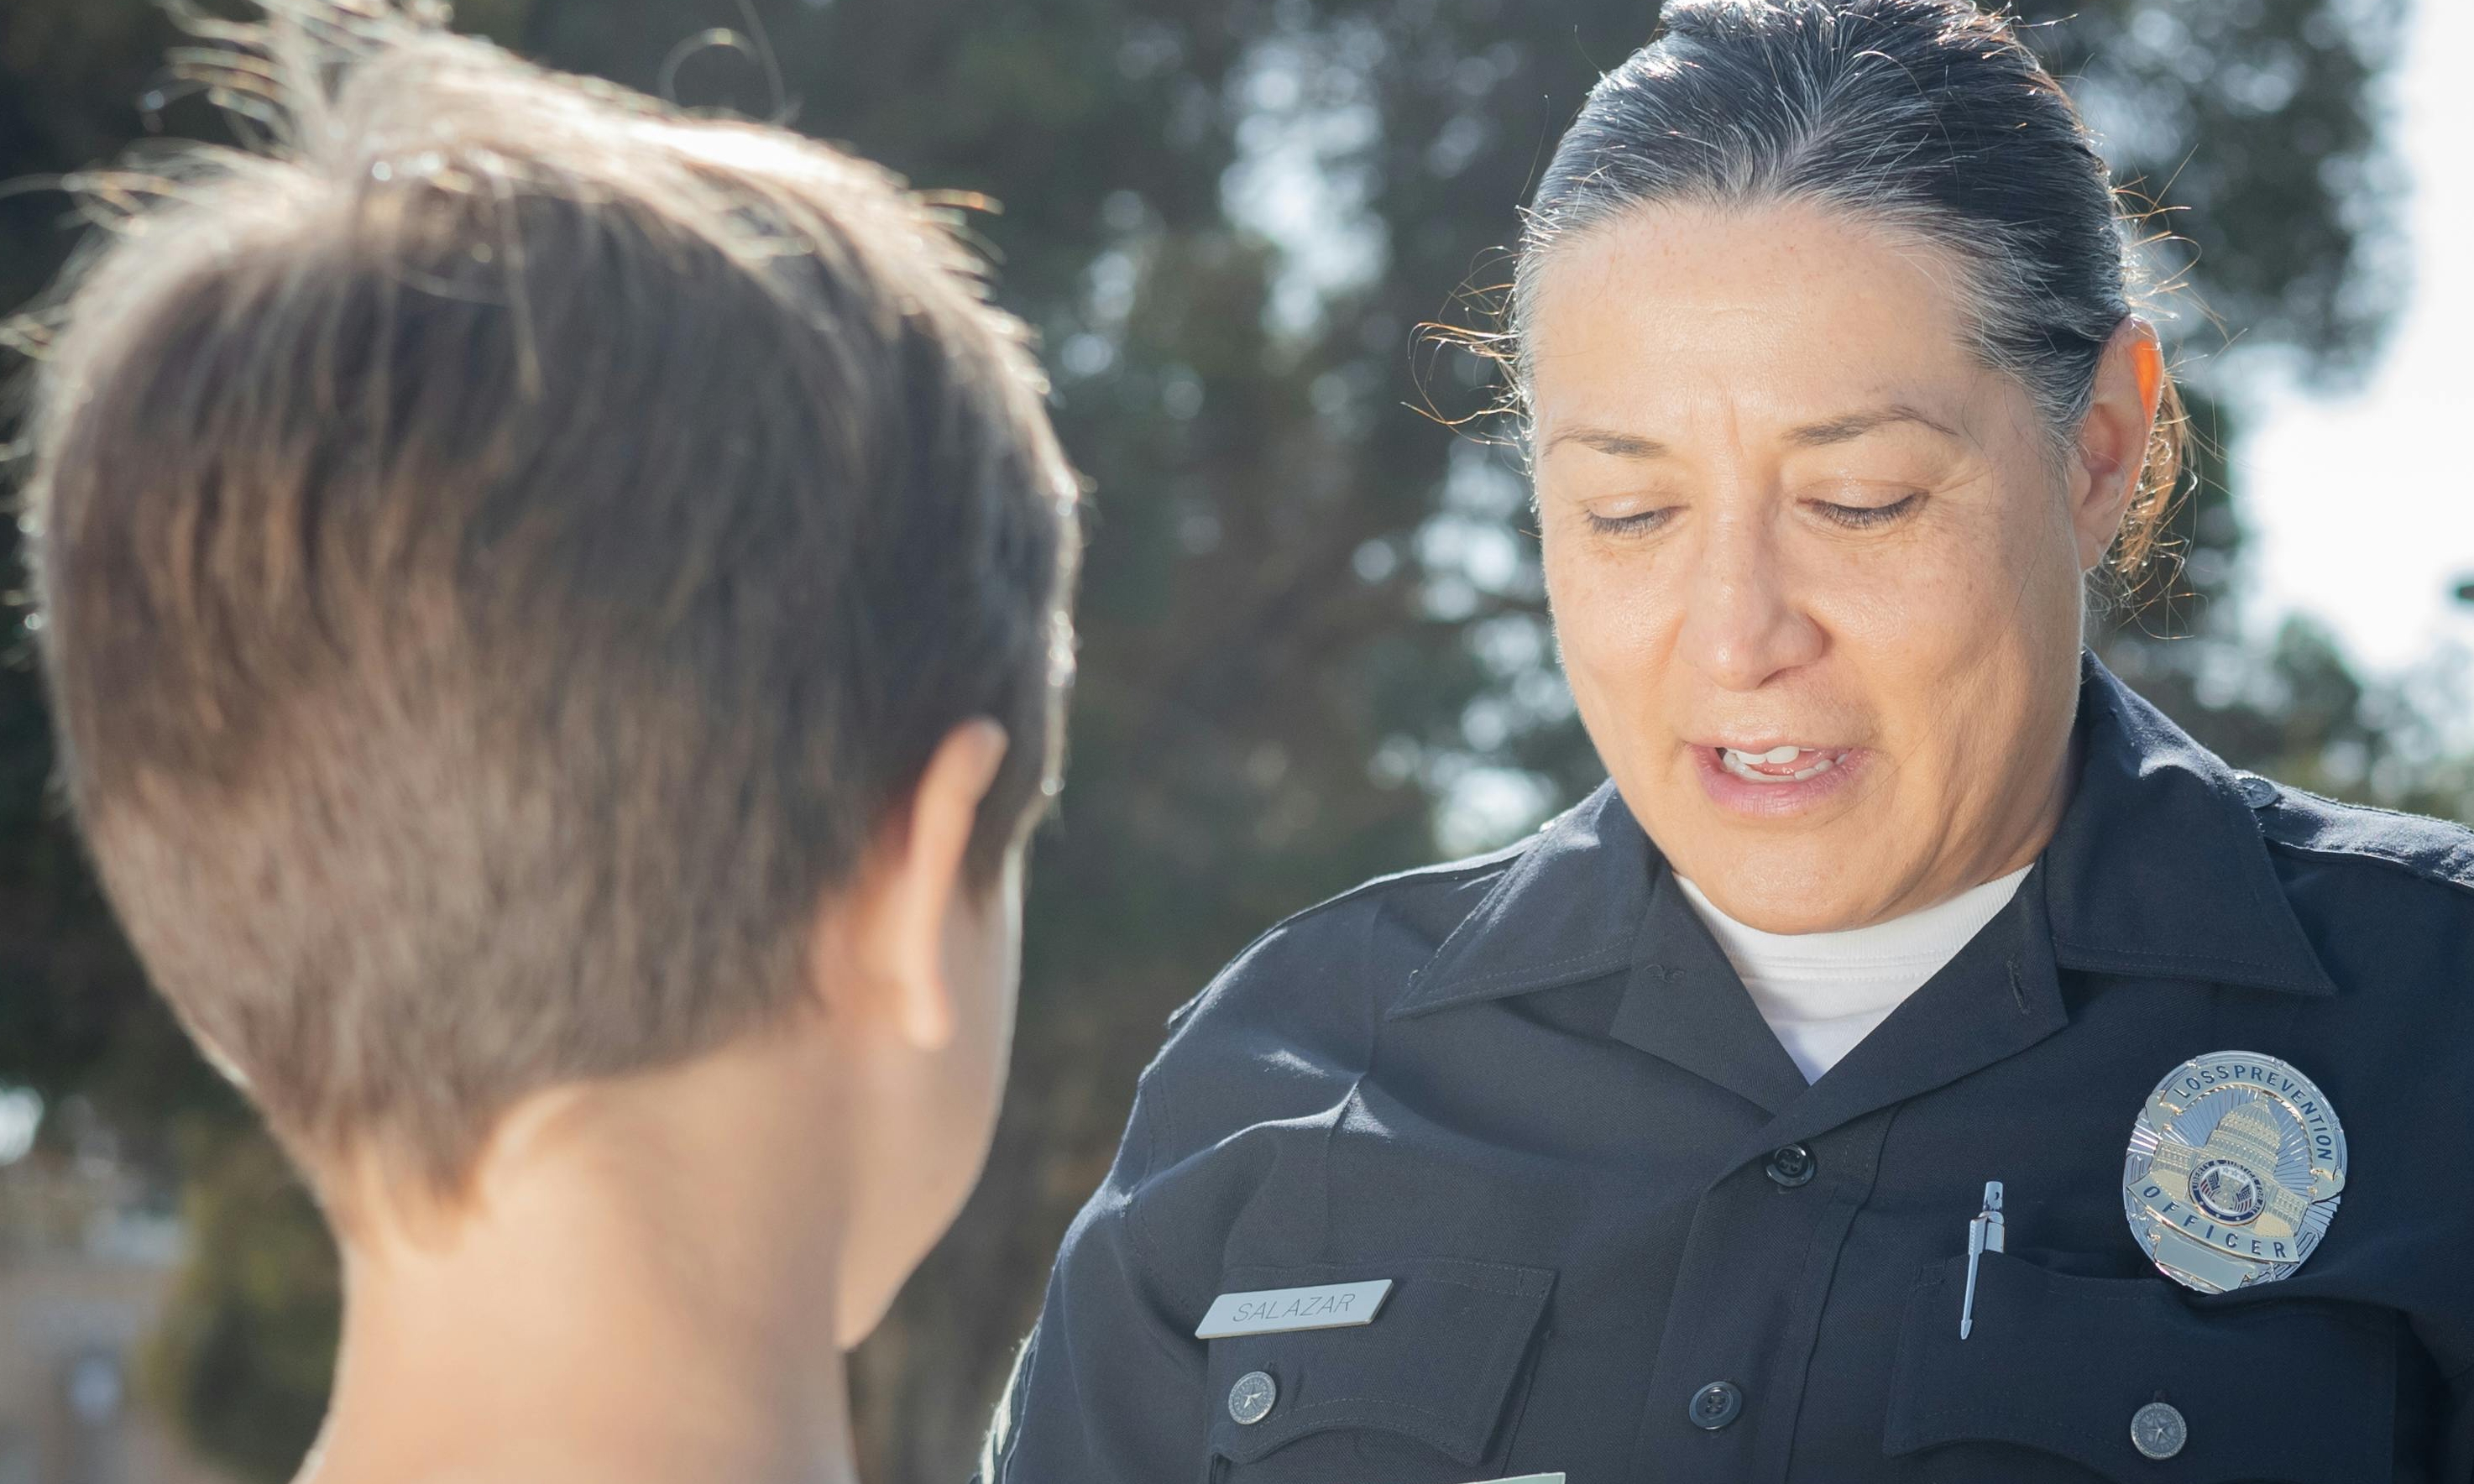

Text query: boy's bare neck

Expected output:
[297,1070,862,1484]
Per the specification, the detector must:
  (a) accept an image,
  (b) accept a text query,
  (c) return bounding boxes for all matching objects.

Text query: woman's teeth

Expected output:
[1718,745,1846,783]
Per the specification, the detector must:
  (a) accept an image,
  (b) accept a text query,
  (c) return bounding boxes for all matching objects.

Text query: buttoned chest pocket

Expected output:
[1202,1256,1554,1484]
[1885,1250,2394,1482]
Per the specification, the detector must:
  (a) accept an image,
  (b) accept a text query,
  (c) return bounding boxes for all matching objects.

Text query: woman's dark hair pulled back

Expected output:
[1510,0,2184,576]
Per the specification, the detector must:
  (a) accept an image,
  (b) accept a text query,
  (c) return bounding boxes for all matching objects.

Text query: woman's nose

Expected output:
[1672,515,1824,692]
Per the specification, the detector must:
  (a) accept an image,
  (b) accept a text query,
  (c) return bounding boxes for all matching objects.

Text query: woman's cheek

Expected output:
[1545,550,1645,726]
[1553,552,1666,689]
[1824,507,2008,653]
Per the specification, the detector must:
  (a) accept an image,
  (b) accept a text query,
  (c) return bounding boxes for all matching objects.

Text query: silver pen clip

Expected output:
[1959,1180,2005,1340]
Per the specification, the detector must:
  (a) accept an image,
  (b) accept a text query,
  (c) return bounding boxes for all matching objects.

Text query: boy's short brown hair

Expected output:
[21,3,1080,1200]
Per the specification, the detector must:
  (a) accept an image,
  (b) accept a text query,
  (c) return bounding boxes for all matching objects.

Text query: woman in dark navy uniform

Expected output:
[984,1,2474,1479]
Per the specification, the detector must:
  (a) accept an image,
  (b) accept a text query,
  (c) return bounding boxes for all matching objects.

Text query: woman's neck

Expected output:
[1674,861,2037,1083]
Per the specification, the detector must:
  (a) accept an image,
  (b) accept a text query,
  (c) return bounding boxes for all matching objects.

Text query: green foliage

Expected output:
[0,1,2450,1481]
[139,1120,341,1482]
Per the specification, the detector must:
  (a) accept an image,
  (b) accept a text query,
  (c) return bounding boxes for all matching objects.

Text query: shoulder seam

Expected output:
[1157,839,1536,1032]
[2269,781,2474,831]
[2262,832,2474,901]
[2257,786,2474,897]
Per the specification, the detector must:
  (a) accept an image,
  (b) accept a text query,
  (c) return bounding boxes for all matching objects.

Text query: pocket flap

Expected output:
[1204,1255,1554,1468]
[1886,1251,2393,1482]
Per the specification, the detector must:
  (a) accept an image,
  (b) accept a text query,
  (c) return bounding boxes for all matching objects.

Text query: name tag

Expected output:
[1194,1278,1394,1338]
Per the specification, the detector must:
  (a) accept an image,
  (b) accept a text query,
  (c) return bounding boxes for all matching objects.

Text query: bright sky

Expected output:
[2229,0,2474,677]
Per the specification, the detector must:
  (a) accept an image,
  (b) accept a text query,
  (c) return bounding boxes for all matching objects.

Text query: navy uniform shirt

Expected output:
[983,652,2474,1482]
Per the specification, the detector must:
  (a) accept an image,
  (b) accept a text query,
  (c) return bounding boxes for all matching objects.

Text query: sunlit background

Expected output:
[0,1,2466,1481]
[2235,0,2473,682]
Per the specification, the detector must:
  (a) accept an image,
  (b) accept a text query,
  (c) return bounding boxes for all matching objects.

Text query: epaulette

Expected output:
[2248,776,2474,900]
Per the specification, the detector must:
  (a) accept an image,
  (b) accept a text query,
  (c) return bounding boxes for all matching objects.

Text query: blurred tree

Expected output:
[140,1120,342,1481]
[0,2,2454,1482]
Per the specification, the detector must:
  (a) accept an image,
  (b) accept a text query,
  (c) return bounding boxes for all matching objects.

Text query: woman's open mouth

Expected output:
[1716,744,1849,783]
[1692,739,1867,815]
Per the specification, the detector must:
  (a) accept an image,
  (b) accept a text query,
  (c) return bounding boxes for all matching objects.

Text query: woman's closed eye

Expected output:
[1813,490,1924,530]
[1582,490,1925,536]
[1581,502,1679,536]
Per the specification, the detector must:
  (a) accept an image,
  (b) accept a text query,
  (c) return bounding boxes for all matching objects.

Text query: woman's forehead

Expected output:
[1526,199,1992,434]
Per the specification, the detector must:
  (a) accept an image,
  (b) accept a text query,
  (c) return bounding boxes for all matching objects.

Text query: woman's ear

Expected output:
[2068,315,2166,572]
[817,720,1011,1049]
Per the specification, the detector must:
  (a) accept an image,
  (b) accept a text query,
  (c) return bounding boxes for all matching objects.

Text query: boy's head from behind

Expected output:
[25,3,1078,1334]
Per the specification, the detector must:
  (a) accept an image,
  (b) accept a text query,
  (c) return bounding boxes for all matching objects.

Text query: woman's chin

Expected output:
[1642,758,1906,930]
[1686,874,1883,935]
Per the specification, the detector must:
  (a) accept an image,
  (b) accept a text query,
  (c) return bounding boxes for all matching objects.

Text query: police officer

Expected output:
[982,1,2474,1479]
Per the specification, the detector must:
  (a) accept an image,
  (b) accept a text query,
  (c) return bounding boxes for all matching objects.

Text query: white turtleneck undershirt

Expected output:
[1672,863,2035,1084]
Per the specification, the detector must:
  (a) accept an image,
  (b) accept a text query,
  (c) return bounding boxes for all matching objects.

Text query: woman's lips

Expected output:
[1692,741,1868,816]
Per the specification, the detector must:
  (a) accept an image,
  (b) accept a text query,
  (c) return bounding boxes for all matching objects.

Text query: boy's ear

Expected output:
[824,720,1011,1048]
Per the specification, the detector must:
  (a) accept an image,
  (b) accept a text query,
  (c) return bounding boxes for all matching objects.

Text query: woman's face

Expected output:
[1530,199,2154,933]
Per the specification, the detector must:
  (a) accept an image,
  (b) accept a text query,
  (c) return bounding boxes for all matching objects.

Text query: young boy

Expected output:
[22,5,1079,1481]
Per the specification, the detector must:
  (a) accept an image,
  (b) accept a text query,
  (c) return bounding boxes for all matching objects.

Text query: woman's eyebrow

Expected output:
[1784,404,1964,447]
[1545,404,1963,460]
[1543,425,1672,459]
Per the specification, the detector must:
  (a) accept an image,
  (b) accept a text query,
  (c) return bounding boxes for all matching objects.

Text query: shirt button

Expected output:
[2130,1401,2186,1460]
[1227,1370,1278,1426]
[1765,1144,1817,1188]
[1688,1380,1744,1430]
[2236,773,2278,809]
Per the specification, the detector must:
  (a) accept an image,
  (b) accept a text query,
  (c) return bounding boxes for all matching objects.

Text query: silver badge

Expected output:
[1195,1279,1393,1339]
[2122,1052,2346,1293]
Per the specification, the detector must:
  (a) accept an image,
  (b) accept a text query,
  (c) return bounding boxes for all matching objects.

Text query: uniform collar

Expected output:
[1393,648,2337,1028]
[2040,649,2335,996]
